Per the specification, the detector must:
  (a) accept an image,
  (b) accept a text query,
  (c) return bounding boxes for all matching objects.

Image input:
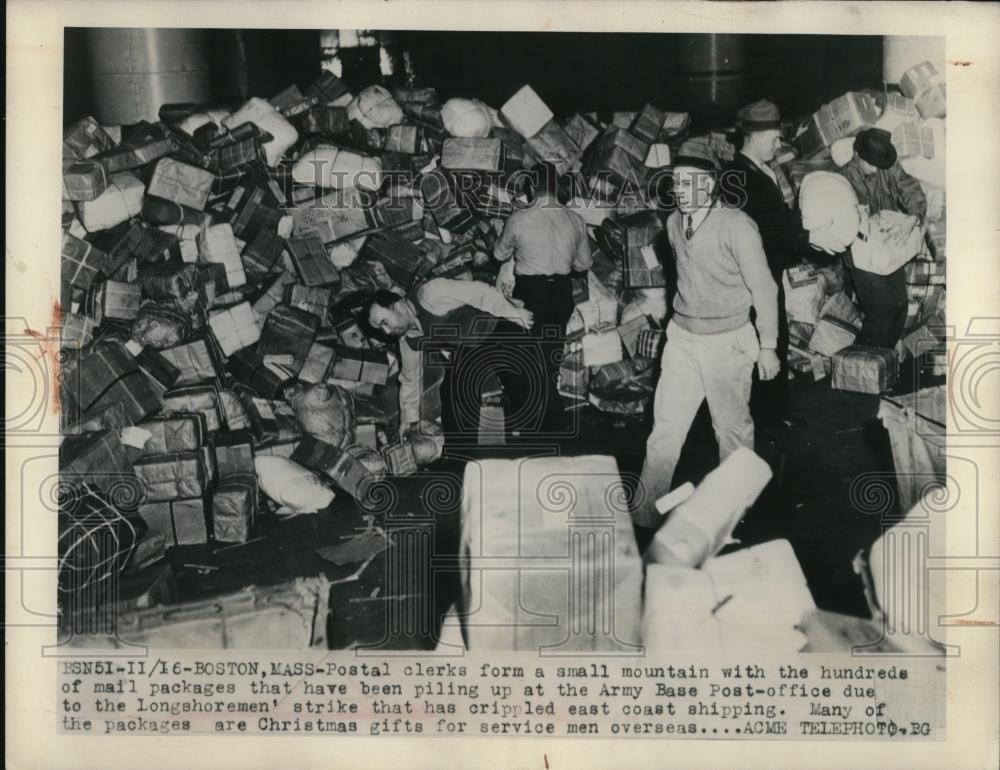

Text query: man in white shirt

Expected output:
[494,161,593,432]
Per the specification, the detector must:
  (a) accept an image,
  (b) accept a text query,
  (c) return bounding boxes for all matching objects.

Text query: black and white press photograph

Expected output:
[8,0,1000,764]
[52,25,955,657]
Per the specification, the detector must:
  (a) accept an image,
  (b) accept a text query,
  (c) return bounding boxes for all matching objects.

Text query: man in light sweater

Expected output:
[635,138,780,528]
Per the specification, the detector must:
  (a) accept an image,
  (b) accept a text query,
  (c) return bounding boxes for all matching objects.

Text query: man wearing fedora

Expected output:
[729,99,810,431]
[838,127,927,348]
[634,138,780,528]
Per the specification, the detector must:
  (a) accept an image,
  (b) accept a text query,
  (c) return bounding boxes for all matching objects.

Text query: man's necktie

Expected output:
[685,214,694,240]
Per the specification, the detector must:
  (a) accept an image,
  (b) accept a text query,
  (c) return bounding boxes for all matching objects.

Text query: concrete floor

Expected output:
[163,361,939,649]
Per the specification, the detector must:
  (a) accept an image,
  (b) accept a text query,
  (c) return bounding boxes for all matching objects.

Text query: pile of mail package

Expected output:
[57,60,946,614]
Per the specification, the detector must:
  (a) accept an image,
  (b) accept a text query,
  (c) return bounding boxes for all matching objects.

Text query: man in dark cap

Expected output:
[838,127,927,348]
[634,138,780,527]
[729,99,809,431]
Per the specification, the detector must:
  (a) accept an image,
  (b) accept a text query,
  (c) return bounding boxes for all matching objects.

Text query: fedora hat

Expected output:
[672,137,719,172]
[854,128,897,169]
[737,99,782,131]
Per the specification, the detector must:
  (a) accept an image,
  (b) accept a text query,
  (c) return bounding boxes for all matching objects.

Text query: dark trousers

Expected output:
[512,273,576,434]
[750,262,791,427]
[846,262,907,349]
[438,321,538,441]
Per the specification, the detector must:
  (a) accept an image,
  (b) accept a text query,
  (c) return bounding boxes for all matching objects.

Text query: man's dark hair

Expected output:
[530,161,561,201]
[358,289,404,337]
[732,127,747,152]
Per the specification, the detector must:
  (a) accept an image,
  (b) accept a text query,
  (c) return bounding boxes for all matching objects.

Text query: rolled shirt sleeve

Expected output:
[397,336,423,428]
[571,214,593,273]
[417,277,526,324]
[728,216,780,349]
[493,216,517,263]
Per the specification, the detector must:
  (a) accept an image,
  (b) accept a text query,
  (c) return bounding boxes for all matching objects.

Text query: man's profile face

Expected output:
[674,166,715,214]
[858,157,878,176]
[369,303,408,336]
[750,129,782,163]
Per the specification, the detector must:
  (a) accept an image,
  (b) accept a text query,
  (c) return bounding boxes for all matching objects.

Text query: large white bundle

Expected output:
[500,85,553,139]
[647,447,773,568]
[643,539,815,653]
[460,455,642,651]
[76,172,144,232]
[830,136,855,167]
[347,85,404,129]
[291,146,384,191]
[799,171,860,256]
[223,97,299,166]
[441,98,493,138]
[255,456,335,514]
[852,209,926,275]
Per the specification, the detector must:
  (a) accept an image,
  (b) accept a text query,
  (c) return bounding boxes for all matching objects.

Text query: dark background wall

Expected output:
[63,28,323,124]
[401,32,883,123]
[63,29,883,127]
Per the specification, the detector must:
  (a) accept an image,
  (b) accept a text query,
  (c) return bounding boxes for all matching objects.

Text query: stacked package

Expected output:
[59,70,948,566]
[793,91,881,160]
[782,262,867,383]
[642,448,817,653]
[57,73,449,588]
[63,74,701,485]
[775,70,947,388]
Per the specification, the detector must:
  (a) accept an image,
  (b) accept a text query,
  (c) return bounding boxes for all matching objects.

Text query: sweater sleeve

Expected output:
[729,214,780,348]
[493,213,517,263]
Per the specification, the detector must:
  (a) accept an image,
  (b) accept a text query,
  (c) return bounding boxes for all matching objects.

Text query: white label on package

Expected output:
[640,244,659,270]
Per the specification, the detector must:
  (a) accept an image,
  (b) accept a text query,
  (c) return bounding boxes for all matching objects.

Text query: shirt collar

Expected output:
[741,149,777,179]
[400,297,423,336]
[686,199,716,230]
